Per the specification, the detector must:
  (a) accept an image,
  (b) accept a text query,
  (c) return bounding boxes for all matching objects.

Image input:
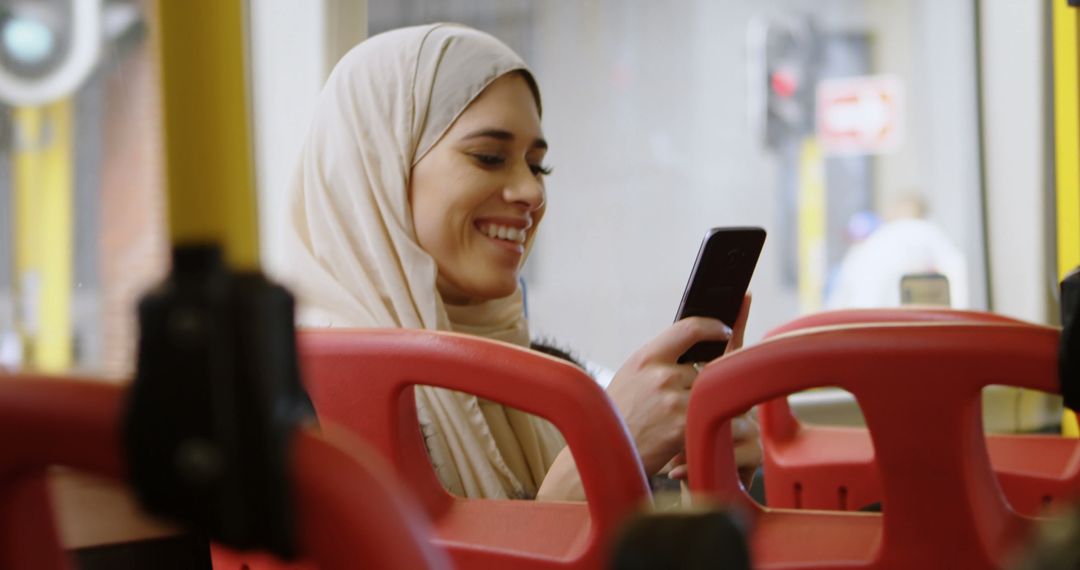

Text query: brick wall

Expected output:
[98,27,167,380]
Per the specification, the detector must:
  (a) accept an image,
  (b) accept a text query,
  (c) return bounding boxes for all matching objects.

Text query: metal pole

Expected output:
[1053,0,1080,436]
[12,99,73,372]
[155,0,259,270]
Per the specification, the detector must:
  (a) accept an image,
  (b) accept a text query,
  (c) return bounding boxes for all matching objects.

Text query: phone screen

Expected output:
[675,227,766,363]
[900,273,951,307]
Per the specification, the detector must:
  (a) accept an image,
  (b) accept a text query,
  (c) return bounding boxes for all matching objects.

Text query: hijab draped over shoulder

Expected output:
[278,23,565,499]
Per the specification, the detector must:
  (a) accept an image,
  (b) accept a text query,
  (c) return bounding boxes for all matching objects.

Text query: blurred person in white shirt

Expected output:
[825,193,969,309]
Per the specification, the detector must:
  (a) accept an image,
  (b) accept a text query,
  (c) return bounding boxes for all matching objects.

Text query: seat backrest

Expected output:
[0,375,448,570]
[298,328,651,567]
[687,322,1058,568]
[760,308,1032,440]
[765,307,1027,339]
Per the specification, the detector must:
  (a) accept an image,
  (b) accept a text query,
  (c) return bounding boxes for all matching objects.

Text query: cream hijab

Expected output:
[279,23,565,499]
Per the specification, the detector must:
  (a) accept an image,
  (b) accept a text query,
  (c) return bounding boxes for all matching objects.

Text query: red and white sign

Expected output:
[816,75,904,156]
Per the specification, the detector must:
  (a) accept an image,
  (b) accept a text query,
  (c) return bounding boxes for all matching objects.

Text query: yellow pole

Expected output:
[1053,0,1080,437]
[797,138,827,313]
[12,99,74,372]
[155,0,259,270]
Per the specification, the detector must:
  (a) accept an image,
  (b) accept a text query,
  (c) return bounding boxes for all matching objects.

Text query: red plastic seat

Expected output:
[758,308,1079,514]
[298,328,651,570]
[0,375,449,570]
[687,322,1062,569]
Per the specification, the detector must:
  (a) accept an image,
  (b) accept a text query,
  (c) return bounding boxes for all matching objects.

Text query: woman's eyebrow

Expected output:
[462,128,548,150]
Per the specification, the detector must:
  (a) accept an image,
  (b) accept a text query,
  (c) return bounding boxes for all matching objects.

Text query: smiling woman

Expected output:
[279,23,759,502]
[279,24,570,500]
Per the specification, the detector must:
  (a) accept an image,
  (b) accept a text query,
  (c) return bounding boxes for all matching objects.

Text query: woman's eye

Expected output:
[472,153,505,167]
[530,163,553,177]
[470,153,550,177]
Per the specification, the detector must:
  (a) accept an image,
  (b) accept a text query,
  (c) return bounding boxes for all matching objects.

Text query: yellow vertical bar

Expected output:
[38,100,74,371]
[798,138,827,313]
[12,106,39,367]
[12,106,40,297]
[12,99,73,372]
[1056,1,1080,280]
[156,0,259,269]
[1053,1,1080,437]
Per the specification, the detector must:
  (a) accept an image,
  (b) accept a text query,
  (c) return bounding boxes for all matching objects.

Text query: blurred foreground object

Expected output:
[124,0,309,559]
[609,506,750,570]
[124,245,312,557]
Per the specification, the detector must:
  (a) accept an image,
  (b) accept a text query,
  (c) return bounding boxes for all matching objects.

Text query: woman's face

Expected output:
[410,72,549,304]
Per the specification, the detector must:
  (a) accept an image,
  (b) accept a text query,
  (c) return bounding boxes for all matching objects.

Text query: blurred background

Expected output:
[0,0,1064,428]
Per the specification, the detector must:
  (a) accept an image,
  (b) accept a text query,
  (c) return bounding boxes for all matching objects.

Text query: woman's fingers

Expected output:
[731,414,759,442]
[668,463,688,481]
[607,317,744,477]
[732,414,762,470]
[662,415,760,481]
[664,451,688,480]
[673,363,699,390]
[666,425,760,482]
[641,317,732,364]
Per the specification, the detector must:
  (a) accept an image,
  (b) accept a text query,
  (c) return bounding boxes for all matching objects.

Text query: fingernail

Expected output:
[724,325,733,337]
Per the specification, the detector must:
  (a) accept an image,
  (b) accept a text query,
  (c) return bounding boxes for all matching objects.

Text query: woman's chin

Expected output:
[471,281,519,302]
[438,278,519,305]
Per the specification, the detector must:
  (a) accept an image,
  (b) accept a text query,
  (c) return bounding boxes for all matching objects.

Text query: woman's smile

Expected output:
[475,218,530,257]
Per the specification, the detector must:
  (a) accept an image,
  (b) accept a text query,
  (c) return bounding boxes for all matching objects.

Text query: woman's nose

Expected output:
[505,166,545,211]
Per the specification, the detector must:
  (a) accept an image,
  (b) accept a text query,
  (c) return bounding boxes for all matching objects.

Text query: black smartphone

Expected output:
[674,227,766,364]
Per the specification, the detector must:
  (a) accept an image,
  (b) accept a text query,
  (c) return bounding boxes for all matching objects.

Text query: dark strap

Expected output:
[1062,267,1080,411]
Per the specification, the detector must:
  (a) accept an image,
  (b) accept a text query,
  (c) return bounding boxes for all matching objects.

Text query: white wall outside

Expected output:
[249,0,366,277]
[980,0,1050,323]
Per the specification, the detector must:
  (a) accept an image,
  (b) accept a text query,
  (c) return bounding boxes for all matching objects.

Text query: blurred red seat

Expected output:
[299,328,651,570]
[687,322,1061,569]
[0,375,449,570]
[757,308,1079,515]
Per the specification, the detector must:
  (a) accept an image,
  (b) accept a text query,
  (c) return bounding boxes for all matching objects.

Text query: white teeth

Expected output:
[479,223,527,244]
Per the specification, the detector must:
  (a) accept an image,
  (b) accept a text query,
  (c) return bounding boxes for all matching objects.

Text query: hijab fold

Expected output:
[279,23,565,499]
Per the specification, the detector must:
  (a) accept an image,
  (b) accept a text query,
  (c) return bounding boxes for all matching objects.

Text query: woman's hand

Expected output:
[537,295,756,501]
[605,316,732,475]
[666,413,761,487]
[631,294,759,481]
